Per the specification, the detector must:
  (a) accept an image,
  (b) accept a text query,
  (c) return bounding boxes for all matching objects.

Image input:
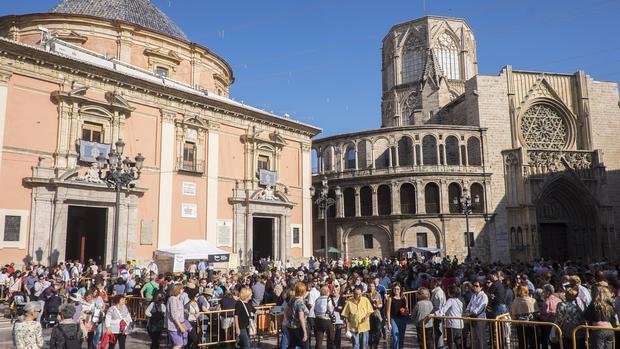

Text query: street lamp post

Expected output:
[453,187,480,261]
[310,177,340,264]
[96,139,145,276]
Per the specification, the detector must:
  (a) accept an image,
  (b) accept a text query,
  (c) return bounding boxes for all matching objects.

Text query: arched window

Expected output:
[422,135,438,165]
[374,138,390,169]
[360,186,373,216]
[327,189,336,218]
[520,104,568,150]
[517,227,523,249]
[343,188,356,217]
[424,183,440,214]
[448,182,461,213]
[434,32,460,80]
[357,140,372,169]
[323,146,335,172]
[510,227,516,249]
[402,35,425,84]
[311,148,319,173]
[398,136,414,166]
[400,183,416,214]
[377,185,391,215]
[467,137,482,166]
[344,145,356,170]
[445,136,460,165]
[470,183,485,213]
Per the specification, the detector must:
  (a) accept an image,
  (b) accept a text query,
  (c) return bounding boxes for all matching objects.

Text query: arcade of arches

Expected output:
[314,133,483,173]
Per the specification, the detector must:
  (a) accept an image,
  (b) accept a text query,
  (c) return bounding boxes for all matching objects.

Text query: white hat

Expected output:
[69,293,82,302]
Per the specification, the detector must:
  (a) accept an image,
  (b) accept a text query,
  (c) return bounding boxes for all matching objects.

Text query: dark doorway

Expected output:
[252,217,273,261]
[66,206,107,264]
[539,223,568,261]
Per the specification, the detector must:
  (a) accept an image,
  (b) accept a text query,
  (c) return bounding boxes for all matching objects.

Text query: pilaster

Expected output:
[301,142,313,257]
[206,122,220,245]
[0,69,12,173]
[157,110,176,249]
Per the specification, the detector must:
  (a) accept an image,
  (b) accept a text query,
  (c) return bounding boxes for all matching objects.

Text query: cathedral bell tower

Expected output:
[381,16,478,127]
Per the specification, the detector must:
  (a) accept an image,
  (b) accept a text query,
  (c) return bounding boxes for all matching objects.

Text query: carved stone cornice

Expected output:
[144,48,182,66]
[161,109,176,123]
[53,30,88,45]
[51,89,134,114]
[0,68,13,85]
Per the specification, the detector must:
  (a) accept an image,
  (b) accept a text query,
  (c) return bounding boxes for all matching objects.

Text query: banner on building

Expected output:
[259,169,277,187]
[80,141,111,163]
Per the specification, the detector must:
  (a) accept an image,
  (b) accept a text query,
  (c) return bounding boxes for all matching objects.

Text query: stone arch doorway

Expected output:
[345,225,392,258]
[535,177,598,261]
[401,222,441,250]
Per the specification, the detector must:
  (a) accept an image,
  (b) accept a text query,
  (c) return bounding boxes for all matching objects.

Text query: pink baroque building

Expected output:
[0,0,320,267]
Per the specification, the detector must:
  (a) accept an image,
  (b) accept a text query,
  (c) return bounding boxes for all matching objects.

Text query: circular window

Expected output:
[520,104,568,150]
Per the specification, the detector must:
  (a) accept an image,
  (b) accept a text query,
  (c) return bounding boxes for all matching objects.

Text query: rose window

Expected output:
[520,104,568,150]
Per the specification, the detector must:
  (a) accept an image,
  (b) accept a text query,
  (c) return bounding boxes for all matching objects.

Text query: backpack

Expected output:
[147,303,165,333]
[59,323,81,349]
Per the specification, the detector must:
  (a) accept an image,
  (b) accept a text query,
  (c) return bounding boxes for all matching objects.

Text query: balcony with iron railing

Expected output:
[176,157,205,174]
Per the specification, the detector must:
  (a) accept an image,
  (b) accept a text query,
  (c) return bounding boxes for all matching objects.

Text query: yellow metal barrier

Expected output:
[423,314,564,349]
[125,295,148,322]
[196,303,281,347]
[197,308,237,346]
[572,324,620,349]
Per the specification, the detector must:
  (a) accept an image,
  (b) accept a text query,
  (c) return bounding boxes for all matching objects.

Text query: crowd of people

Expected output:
[3,255,620,349]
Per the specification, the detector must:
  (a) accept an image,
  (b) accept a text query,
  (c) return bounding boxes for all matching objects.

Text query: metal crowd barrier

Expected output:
[125,296,148,322]
[0,285,8,302]
[403,290,418,309]
[572,325,620,349]
[196,303,281,347]
[423,314,565,349]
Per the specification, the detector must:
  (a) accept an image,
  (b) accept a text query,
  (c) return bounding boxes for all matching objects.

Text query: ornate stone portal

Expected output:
[24,159,144,266]
[230,181,294,266]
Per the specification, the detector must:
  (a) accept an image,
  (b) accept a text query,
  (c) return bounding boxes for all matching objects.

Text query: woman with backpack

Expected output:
[49,303,83,349]
[145,292,166,349]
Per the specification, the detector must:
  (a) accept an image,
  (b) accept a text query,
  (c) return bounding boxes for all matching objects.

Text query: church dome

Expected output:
[50,0,189,41]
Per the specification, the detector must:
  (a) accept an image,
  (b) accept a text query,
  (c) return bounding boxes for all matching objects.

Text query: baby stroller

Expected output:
[9,292,27,323]
[42,293,61,328]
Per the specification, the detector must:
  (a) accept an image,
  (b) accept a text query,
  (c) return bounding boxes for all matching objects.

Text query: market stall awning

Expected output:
[155,239,230,262]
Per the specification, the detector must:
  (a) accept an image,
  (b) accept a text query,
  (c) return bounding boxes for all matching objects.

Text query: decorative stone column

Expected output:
[372,186,378,216]
[354,187,361,217]
[440,180,450,214]
[416,181,426,214]
[391,181,401,215]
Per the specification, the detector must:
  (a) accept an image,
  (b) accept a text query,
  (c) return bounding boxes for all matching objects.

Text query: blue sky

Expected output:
[2,0,619,137]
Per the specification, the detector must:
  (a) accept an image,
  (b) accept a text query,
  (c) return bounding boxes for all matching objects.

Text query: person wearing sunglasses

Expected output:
[464,282,488,349]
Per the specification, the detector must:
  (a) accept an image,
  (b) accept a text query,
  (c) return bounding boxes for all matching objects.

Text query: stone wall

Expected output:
[466,73,512,262]
[588,79,620,251]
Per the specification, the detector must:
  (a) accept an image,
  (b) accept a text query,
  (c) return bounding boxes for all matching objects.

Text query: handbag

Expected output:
[242,301,257,336]
[549,326,560,343]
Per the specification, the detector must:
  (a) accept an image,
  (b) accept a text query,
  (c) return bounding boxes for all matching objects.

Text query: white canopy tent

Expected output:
[154,239,230,272]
